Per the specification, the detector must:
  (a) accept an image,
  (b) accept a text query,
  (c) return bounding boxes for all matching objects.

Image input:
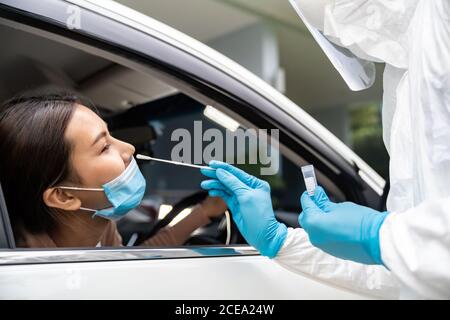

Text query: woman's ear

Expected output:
[43,187,81,211]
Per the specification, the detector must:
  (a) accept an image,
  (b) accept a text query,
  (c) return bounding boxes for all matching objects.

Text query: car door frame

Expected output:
[0,0,378,256]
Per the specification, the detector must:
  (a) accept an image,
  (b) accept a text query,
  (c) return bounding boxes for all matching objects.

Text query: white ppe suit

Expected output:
[274,0,450,299]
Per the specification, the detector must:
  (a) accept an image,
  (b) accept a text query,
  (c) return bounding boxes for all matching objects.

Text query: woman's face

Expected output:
[63,104,135,210]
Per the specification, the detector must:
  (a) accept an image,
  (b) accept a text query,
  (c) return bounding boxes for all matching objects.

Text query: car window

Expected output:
[0,15,344,251]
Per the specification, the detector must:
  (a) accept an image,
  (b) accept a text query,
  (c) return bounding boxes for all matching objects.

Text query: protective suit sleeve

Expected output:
[274,227,400,299]
[380,198,450,299]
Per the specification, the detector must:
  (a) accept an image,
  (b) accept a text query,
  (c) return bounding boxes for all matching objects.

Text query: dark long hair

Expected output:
[0,90,95,236]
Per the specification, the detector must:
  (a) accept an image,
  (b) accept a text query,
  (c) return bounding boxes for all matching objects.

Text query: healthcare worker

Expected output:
[201,0,450,299]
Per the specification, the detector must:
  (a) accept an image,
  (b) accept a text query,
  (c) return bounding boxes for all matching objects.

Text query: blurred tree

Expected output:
[350,102,390,180]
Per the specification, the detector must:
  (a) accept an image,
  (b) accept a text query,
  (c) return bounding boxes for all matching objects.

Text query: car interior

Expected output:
[0,19,346,249]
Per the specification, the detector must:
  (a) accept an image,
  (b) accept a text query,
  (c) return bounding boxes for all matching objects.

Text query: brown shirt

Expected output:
[16,204,211,248]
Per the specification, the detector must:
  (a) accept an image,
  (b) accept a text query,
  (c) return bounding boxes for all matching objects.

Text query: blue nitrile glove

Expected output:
[200,161,287,258]
[300,186,388,265]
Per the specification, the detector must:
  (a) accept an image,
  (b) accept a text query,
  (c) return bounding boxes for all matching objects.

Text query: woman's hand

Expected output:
[199,196,228,219]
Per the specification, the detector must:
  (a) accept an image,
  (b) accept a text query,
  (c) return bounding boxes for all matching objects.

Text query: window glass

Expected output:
[0,21,343,250]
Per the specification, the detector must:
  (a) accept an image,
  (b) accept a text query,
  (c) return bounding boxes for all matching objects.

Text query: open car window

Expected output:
[0,10,345,251]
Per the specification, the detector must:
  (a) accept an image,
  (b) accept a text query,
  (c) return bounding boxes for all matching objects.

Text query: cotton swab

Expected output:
[136,154,216,170]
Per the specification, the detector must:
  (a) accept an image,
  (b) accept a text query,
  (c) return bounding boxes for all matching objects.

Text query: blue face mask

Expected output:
[59,157,146,221]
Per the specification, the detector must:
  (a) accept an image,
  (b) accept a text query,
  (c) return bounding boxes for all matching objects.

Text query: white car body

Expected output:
[0,248,367,299]
[0,0,383,299]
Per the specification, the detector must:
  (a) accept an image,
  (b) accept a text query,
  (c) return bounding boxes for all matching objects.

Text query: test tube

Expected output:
[301,165,317,196]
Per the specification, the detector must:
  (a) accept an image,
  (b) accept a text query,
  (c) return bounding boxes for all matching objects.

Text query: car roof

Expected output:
[67,0,385,194]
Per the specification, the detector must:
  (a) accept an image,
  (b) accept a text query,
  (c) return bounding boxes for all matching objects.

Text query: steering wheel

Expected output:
[134,190,241,246]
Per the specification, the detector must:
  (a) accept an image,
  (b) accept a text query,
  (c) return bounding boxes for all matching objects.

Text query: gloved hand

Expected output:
[200,161,287,258]
[300,186,388,265]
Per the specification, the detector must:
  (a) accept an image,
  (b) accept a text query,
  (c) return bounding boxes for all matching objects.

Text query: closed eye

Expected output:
[101,143,111,153]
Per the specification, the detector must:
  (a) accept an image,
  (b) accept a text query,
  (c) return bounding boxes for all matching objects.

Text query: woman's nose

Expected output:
[115,138,135,165]
[123,144,135,165]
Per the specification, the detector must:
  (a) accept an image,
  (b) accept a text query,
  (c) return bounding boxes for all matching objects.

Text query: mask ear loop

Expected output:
[58,186,104,191]
[57,186,105,214]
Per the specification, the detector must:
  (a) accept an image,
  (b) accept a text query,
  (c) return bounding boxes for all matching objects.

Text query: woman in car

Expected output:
[0,90,226,248]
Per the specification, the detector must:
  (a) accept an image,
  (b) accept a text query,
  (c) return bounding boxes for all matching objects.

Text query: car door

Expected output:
[0,0,378,299]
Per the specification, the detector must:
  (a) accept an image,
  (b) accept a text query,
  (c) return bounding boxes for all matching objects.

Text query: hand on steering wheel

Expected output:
[198,196,228,220]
